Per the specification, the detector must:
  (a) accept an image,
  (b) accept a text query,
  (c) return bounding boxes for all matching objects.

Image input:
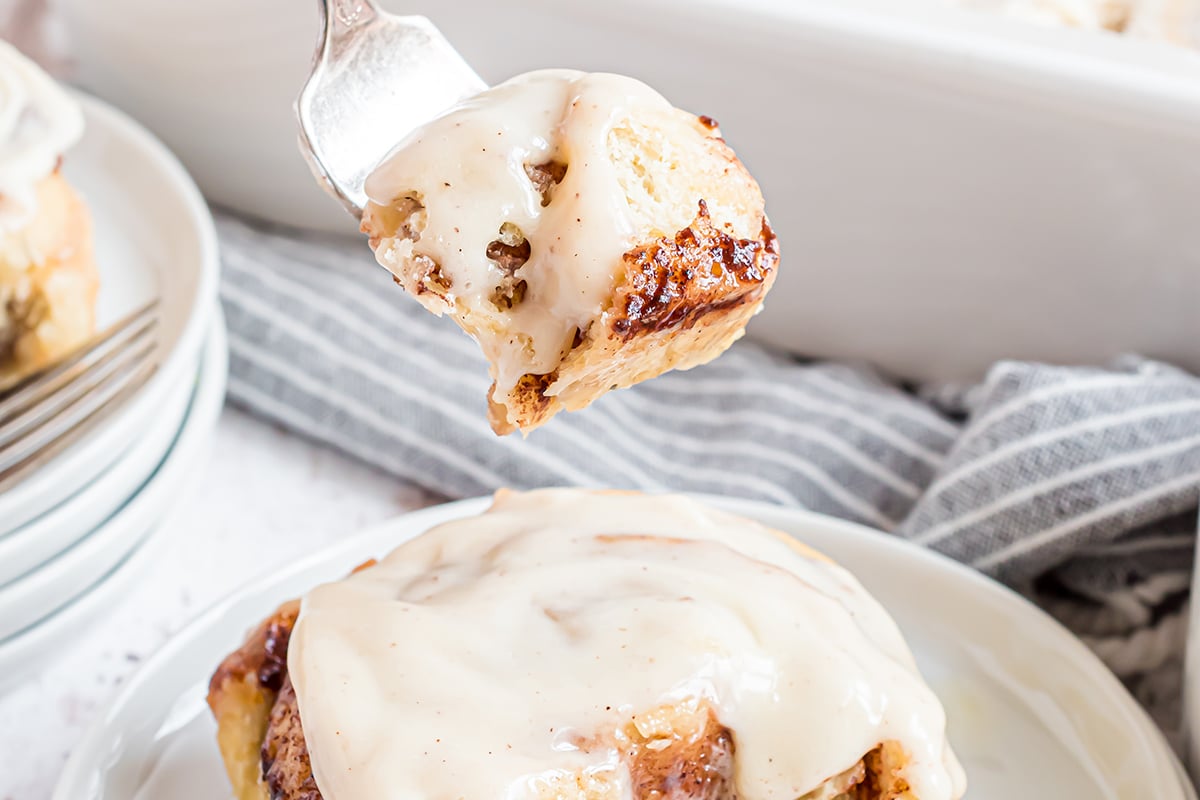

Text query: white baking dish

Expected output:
[58,0,1200,380]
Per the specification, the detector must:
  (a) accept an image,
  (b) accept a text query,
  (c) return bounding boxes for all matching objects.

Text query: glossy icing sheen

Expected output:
[0,41,83,232]
[289,489,966,800]
[364,70,681,393]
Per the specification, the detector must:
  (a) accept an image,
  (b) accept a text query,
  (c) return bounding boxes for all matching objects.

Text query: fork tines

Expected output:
[0,298,161,491]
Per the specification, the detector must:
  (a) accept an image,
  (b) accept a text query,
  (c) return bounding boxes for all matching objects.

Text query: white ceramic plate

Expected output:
[0,92,219,536]
[0,314,227,693]
[0,356,195,587]
[56,494,1194,799]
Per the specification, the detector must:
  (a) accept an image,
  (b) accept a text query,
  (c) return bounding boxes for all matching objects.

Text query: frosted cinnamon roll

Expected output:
[0,40,97,387]
[953,0,1200,46]
[208,489,966,800]
[360,71,778,435]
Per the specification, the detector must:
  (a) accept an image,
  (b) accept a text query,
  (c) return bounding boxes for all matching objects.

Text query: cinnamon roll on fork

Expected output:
[360,70,778,435]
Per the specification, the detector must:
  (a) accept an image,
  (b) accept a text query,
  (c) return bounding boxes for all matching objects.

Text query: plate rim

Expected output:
[0,310,227,689]
[0,354,197,587]
[707,493,1197,799]
[0,90,220,532]
[54,490,1194,799]
[0,368,198,639]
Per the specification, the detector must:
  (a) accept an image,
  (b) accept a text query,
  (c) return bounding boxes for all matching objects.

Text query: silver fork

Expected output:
[0,299,160,492]
[296,0,486,220]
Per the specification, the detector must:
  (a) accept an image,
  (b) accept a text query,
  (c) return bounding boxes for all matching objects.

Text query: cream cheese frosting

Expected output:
[288,489,966,800]
[0,40,83,233]
[364,70,686,395]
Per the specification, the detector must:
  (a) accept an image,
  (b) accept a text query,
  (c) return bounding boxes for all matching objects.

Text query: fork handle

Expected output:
[318,0,381,32]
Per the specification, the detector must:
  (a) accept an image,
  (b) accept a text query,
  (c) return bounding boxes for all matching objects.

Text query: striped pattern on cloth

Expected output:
[218,213,1199,737]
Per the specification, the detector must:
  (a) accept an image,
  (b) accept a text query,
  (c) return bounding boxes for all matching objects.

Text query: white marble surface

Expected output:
[0,406,440,800]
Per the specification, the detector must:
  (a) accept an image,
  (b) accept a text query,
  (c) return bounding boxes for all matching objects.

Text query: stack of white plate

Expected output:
[0,94,225,692]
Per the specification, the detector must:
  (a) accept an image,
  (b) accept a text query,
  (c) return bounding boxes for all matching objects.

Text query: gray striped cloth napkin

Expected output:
[218,213,1199,737]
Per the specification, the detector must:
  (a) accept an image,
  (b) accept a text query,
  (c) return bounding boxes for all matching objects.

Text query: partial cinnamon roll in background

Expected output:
[0,39,97,387]
[360,71,778,435]
[208,489,966,800]
[952,0,1200,46]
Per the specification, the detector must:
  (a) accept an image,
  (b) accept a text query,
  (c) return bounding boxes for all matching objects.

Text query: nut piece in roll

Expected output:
[208,489,965,800]
[360,70,778,435]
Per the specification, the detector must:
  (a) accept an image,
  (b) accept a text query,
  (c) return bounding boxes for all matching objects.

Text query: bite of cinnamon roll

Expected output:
[360,70,778,435]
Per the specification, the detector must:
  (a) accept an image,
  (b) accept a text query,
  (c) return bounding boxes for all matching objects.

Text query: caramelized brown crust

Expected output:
[208,562,377,800]
[489,370,559,437]
[262,677,322,800]
[208,601,299,701]
[489,204,778,435]
[208,601,321,800]
[612,201,776,340]
[207,600,301,800]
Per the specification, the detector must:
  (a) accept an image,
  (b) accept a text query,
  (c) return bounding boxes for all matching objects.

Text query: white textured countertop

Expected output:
[0,406,439,799]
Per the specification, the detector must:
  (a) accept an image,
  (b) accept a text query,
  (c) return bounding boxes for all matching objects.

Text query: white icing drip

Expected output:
[289,489,966,800]
[0,41,82,232]
[364,70,672,394]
